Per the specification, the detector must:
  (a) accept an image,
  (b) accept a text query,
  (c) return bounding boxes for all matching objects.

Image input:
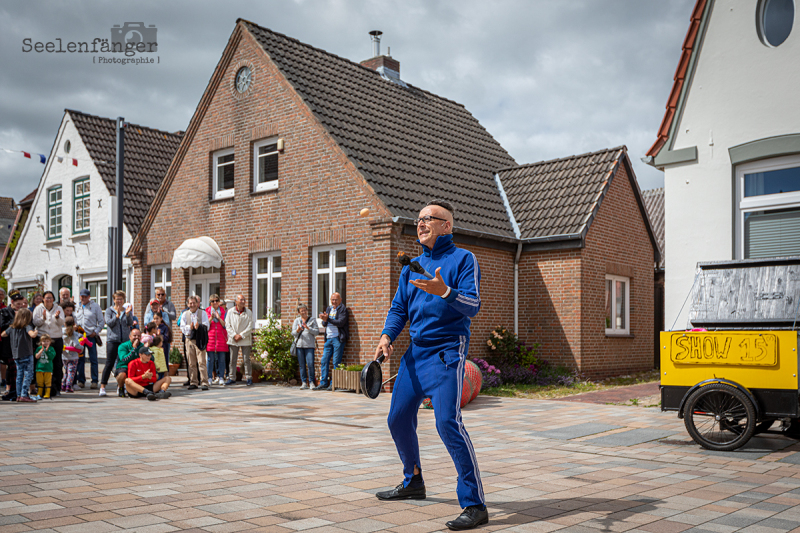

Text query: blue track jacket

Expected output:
[382,234,481,346]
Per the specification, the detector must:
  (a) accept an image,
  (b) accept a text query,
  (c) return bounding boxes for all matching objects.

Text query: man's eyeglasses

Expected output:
[414,215,448,226]
[211,299,220,303]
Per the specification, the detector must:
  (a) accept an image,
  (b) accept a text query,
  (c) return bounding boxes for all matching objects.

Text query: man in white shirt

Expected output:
[74,289,105,389]
[179,295,210,390]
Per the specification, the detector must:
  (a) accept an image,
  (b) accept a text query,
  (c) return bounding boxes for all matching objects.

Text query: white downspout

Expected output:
[514,241,522,335]
[493,173,523,335]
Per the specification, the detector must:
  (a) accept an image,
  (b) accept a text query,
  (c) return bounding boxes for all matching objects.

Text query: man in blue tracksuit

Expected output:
[374,200,488,531]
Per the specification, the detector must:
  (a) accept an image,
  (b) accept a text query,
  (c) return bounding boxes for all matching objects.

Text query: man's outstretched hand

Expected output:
[374,334,394,362]
[410,267,448,297]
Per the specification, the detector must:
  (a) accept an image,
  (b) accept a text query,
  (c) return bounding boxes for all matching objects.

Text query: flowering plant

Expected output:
[253,311,297,381]
[486,326,541,368]
[473,358,502,390]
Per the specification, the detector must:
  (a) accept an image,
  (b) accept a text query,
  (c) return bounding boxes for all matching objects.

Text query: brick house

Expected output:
[129,20,659,378]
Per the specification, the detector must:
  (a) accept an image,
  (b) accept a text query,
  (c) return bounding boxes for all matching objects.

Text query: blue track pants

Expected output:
[387,336,484,508]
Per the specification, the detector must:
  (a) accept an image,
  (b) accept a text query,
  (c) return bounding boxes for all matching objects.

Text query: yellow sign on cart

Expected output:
[669,332,777,366]
[661,330,798,390]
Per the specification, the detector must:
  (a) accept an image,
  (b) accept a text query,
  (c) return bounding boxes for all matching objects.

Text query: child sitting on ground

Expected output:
[150,335,168,380]
[1,308,38,402]
[33,334,55,400]
[125,346,172,401]
[61,317,83,393]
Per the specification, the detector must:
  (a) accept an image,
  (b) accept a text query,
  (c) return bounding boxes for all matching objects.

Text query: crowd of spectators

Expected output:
[0,286,350,402]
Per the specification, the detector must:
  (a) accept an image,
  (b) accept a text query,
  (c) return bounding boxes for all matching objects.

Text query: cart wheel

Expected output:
[684,383,756,451]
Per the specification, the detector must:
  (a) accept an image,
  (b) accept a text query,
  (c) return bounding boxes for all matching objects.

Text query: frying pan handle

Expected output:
[376,354,385,364]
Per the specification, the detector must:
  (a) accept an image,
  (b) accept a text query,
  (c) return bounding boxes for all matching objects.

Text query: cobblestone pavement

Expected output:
[3,383,800,533]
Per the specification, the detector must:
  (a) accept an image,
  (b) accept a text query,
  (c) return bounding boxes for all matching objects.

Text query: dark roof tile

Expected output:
[498,147,625,240]
[642,187,665,268]
[68,110,182,238]
[242,21,517,238]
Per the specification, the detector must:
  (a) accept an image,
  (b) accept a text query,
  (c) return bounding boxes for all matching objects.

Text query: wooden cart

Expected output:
[661,257,800,451]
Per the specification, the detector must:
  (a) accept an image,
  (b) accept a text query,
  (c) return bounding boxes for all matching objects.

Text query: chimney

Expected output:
[360,30,401,81]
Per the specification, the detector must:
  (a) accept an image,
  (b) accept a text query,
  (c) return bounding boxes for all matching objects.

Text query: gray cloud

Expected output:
[0,0,694,202]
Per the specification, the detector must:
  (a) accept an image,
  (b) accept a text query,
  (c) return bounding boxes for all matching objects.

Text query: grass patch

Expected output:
[480,369,660,400]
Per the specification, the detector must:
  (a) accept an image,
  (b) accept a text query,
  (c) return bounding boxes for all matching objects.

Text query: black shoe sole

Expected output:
[446,515,488,530]
[376,491,426,501]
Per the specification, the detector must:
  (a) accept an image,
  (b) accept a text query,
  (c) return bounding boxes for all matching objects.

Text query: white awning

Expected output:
[171,236,224,269]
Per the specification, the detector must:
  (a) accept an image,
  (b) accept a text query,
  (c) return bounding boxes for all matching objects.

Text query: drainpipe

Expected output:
[514,241,522,335]
[493,172,523,335]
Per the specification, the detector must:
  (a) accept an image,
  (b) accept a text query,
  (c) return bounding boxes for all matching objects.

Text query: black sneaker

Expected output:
[375,482,426,501]
[188,384,198,390]
[146,392,157,401]
[118,388,126,398]
[445,505,489,531]
[201,385,208,391]
[164,390,172,399]
[1,391,17,402]
[155,390,166,400]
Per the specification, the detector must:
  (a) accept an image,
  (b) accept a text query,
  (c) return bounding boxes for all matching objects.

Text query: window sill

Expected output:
[71,232,91,241]
[605,333,635,339]
[210,194,235,204]
[251,186,279,197]
[44,238,62,246]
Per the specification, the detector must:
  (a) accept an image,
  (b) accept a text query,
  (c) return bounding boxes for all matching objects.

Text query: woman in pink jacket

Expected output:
[205,295,229,385]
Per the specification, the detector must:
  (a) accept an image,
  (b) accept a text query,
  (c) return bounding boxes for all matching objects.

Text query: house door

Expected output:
[190,267,220,306]
[57,275,73,295]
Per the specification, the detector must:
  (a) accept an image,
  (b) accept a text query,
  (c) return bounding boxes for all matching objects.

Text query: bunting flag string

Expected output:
[0,147,107,167]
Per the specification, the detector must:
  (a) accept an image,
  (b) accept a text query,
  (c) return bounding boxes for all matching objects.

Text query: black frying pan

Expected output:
[361,354,398,399]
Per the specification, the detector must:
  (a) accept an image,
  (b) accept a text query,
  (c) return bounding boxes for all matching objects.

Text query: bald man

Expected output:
[375,199,487,530]
[314,292,349,390]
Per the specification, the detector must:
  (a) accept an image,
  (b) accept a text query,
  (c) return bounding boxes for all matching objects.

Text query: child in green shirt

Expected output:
[34,334,55,400]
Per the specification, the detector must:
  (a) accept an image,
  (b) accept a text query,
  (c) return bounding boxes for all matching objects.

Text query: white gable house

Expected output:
[3,110,182,308]
[646,0,800,328]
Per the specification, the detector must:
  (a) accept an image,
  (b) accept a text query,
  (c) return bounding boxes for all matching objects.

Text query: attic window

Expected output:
[757,0,794,47]
[235,66,252,93]
[64,140,71,154]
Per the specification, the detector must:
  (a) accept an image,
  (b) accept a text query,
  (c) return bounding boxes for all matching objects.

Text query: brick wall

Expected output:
[517,249,583,368]
[580,163,655,377]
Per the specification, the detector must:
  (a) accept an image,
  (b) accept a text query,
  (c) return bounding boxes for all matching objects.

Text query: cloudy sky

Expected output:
[0,0,694,202]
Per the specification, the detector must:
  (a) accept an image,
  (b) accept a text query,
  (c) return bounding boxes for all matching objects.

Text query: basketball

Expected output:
[420,360,483,410]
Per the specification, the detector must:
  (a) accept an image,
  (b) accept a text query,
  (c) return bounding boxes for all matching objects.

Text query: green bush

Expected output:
[253,312,297,381]
[336,363,364,372]
[169,347,182,365]
[486,326,541,367]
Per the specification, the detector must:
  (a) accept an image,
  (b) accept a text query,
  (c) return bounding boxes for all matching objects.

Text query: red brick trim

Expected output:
[209,134,235,152]
[605,262,635,278]
[307,229,346,247]
[248,237,281,254]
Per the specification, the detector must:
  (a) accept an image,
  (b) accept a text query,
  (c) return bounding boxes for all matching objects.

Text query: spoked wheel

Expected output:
[684,383,756,451]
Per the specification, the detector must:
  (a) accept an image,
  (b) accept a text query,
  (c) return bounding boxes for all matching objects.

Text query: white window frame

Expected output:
[83,279,108,311]
[605,274,630,336]
[312,245,346,317]
[151,264,172,301]
[253,253,281,327]
[47,185,62,240]
[212,147,235,200]
[72,176,90,235]
[253,138,279,192]
[736,153,800,259]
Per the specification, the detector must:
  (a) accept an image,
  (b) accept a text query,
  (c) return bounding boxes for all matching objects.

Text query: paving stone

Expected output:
[6,384,800,533]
